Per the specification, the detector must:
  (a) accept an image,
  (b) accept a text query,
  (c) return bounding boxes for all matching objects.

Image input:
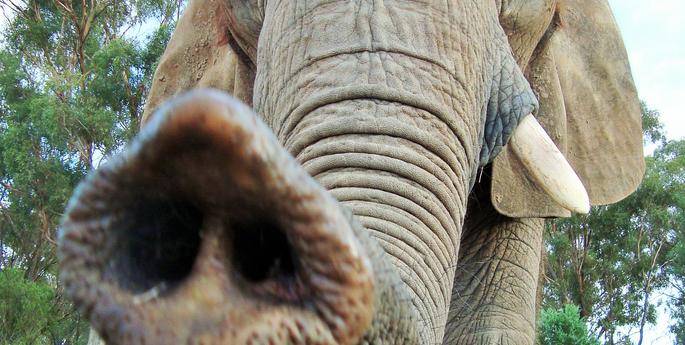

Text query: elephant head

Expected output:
[58,0,644,344]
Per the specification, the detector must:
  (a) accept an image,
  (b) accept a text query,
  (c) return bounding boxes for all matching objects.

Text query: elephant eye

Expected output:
[498,0,556,39]
[498,0,556,65]
[226,0,264,60]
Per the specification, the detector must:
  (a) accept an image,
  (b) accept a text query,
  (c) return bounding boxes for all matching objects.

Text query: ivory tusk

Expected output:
[509,114,591,214]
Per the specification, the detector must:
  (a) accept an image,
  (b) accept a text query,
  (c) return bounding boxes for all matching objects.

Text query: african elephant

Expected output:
[58,0,644,344]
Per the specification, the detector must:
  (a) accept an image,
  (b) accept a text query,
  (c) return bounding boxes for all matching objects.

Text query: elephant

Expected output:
[58,0,645,344]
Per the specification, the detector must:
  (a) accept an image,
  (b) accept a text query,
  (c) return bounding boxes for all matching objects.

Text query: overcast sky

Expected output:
[610,0,685,141]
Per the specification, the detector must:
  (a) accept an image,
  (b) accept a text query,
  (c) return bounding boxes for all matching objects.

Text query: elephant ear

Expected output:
[491,0,645,218]
[142,0,255,125]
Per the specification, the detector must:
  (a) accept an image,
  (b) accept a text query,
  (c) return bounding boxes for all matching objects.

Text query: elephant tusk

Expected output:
[509,114,591,214]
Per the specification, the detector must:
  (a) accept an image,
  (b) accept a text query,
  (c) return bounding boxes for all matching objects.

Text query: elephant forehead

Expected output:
[498,0,556,67]
[258,0,499,75]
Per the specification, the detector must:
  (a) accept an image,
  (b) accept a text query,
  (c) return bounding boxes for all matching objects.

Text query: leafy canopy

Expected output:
[543,104,685,344]
[0,0,183,343]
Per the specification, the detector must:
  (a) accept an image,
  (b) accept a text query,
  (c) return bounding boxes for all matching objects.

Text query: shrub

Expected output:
[538,304,600,345]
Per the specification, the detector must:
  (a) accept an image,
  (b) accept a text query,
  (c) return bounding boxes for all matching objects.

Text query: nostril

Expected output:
[106,198,203,295]
[231,219,297,285]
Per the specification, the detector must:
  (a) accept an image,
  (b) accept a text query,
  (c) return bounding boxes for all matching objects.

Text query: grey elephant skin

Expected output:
[58,0,645,344]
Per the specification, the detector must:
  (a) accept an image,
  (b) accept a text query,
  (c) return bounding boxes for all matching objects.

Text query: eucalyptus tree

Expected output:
[543,104,684,345]
[0,1,182,343]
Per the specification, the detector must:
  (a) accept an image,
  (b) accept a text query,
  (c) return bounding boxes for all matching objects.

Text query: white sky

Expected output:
[610,0,685,141]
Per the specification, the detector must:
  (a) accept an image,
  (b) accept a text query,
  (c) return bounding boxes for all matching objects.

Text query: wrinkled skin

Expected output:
[59,0,644,344]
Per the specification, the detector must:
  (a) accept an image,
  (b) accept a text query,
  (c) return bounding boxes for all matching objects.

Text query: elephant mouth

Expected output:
[58,90,375,345]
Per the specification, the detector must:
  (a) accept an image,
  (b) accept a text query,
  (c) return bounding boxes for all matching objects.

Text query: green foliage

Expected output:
[0,0,182,342]
[640,101,666,146]
[543,103,685,344]
[0,267,89,345]
[659,140,685,343]
[671,294,685,345]
[538,305,600,345]
[0,268,53,344]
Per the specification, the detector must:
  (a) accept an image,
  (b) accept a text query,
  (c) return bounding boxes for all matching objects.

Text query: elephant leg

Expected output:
[443,186,543,344]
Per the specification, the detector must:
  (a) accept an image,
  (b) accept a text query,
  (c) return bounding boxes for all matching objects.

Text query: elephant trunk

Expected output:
[247,1,488,340]
[275,98,473,343]
[58,91,375,345]
[253,34,480,343]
